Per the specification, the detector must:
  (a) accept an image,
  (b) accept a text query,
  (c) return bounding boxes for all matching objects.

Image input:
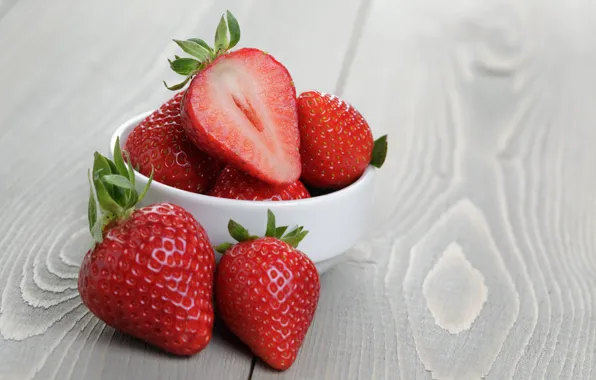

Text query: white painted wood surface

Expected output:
[1,0,596,379]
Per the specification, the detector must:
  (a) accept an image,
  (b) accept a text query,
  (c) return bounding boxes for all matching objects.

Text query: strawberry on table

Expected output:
[215,210,320,370]
[78,138,216,356]
[208,166,310,201]
[164,11,301,186]
[297,90,388,189]
[124,92,222,194]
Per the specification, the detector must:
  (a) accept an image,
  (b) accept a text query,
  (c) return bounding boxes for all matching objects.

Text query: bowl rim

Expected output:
[110,111,377,208]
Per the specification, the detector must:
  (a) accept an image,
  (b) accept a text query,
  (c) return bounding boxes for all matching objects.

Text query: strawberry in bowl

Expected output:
[109,10,387,273]
[296,90,387,190]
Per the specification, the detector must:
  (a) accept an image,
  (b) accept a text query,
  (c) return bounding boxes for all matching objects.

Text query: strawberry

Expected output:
[124,92,222,194]
[78,138,216,356]
[215,211,320,370]
[164,11,301,186]
[296,90,388,189]
[208,166,310,201]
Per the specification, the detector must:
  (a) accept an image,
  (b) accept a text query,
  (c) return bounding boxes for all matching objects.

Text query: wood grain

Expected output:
[252,0,596,379]
[2,0,596,379]
[0,0,362,379]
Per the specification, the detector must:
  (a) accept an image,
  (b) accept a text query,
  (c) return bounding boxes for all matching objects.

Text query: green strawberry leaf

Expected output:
[173,39,211,62]
[87,188,96,232]
[188,38,213,53]
[123,190,138,210]
[117,143,137,207]
[112,136,129,177]
[124,150,135,187]
[274,226,288,239]
[221,211,308,252]
[87,140,156,241]
[107,139,132,205]
[104,157,126,204]
[166,12,243,90]
[93,152,114,193]
[282,230,309,248]
[93,152,112,177]
[371,135,388,168]
[228,219,258,242]
[90,221,103,244]
[226,10,241,49]
[265,209,276,237]
[163,76,191,91]
[90,218,103,244]
[284,226,303,238]
[93,171,124,217]
[280,225,308,247]
[214,14,229,52]
[87,169,100,241]
[102,174,135,190]
[138,167,154,203]
[169,58,201,76]
[106,159,119,176]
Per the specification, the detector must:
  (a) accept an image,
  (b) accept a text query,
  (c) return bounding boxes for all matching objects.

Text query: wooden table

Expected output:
[1,0,595,379]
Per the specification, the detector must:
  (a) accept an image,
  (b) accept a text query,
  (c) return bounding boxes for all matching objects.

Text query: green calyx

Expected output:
[371,135,388,168]
[164,10,241,91]
[214,210,309,253]
[87,137,153,244]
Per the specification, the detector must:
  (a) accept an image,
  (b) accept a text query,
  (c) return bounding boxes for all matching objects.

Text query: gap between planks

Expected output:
[334,0,373,98]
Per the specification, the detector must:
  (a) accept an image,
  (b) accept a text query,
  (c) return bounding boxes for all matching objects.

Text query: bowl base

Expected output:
[316,252,347,274]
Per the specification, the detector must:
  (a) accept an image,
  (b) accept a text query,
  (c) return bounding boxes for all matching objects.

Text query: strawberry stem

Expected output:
[87,137,153,244]
[164,10,241,91]
[215,209,308,253]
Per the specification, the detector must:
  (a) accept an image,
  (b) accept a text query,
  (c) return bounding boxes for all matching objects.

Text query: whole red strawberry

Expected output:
[208,166,310,201]
[78,138,216,356]
[124,92,222,194]
[296,90,387,189]
[164,11,301,186]
[215,211,320,370]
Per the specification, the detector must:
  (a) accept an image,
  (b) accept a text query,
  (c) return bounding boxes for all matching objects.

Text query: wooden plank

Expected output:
[252,0,596,379]
[0,0,362,379]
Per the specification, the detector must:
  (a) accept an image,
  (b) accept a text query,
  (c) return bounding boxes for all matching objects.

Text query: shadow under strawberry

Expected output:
[212,317,253,357]
[96,326,185,359]
[97,320,255,360]
[303,184,334,198]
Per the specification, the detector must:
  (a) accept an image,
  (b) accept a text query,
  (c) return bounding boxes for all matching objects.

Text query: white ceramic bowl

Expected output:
[110,112,376,273]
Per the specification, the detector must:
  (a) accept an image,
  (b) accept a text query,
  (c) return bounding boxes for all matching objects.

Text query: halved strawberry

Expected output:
[165,11,301,186]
